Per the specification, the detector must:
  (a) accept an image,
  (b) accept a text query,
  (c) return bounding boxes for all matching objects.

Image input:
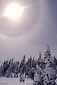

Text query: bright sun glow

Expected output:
[3,2,25,21]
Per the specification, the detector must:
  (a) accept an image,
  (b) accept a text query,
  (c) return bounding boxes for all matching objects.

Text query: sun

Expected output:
[3,2,25,21]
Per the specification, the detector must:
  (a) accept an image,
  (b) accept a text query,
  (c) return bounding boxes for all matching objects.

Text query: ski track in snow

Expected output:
[0,78,33,85]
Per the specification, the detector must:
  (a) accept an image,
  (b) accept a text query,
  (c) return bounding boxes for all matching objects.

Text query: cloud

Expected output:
[0,33,8,40]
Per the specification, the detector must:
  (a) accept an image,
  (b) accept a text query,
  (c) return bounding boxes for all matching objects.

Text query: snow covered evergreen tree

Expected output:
[43,46,57,85]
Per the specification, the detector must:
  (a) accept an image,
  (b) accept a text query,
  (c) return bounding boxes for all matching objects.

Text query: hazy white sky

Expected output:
[0,0,57,61]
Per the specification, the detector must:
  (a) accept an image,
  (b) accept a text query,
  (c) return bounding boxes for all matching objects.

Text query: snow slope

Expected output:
[0,78,33,85]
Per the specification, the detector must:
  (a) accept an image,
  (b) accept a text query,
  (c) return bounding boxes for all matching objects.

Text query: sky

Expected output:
[0,0,57,61]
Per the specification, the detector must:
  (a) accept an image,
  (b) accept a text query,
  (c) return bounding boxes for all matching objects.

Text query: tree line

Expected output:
[0,46,57,84]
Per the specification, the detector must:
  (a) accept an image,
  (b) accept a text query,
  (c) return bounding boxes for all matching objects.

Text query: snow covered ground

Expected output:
[0,78,33,85]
